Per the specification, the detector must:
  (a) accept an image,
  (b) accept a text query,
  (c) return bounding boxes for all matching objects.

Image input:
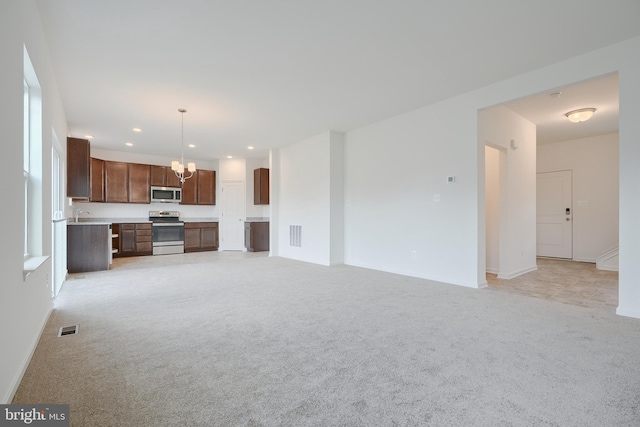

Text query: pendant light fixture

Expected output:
[565,108,596,123]
[171,108,196,183]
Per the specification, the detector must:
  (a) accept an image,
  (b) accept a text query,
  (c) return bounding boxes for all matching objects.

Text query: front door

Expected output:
[537,170,572,258]
[221,180,245,250]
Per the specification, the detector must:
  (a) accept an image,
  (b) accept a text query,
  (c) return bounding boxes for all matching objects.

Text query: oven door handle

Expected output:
[152,223,184,227]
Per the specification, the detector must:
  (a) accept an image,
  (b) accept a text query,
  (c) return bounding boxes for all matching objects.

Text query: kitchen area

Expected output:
[66,137,270,273]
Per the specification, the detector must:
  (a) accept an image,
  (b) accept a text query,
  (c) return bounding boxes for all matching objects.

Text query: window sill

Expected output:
[23,256,49,280]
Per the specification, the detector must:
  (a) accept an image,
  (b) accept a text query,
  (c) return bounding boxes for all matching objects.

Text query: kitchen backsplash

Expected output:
[68,201,219,220]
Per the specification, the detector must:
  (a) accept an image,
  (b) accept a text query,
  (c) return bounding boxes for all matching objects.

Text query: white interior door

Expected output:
[221,180,245,251]
[537,170,572,258]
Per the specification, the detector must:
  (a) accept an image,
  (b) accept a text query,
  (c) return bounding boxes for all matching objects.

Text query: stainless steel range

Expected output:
[149,211,184,255]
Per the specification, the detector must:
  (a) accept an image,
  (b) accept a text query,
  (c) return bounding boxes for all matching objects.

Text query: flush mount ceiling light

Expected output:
[565,108,596,123]
[171,108,196,183]
[132,127,142,132]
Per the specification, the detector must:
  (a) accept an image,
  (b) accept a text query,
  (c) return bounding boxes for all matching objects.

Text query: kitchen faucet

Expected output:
[75,209,91,223]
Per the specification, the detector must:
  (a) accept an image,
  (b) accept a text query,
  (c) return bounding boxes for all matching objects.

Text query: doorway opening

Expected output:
[485,144,506,276]
[480,73,619,310]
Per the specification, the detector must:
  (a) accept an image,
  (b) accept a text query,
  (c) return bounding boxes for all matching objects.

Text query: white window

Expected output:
[23,46,43,266]
[23,79,30,257]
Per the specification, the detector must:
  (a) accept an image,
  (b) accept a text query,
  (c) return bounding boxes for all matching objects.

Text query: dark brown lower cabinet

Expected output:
[245,222,269,252]
[135,223,152,254]
[115,223,152,257]
[185,222,219,252]
[67,224,110,272]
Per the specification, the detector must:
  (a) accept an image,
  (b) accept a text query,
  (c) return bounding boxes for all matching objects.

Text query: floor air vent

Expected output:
[58,325,79,337]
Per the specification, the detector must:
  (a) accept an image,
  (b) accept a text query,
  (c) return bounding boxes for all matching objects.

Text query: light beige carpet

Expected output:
[13,252,640,426]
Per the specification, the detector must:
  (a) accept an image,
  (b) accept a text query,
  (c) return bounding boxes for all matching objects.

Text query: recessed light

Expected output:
[227,155,233,159]
[188,144,196,148]
[125,142,133,146]
[247,146,254,150]
[84,135,94,139]
[132,128,142,132]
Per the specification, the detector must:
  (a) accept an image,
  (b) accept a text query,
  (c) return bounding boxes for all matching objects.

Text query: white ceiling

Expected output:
[36,1,640,161]
[505,73,619,145]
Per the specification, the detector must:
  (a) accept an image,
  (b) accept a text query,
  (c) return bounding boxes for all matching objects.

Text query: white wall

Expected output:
[618,45,640,318]
[537,133,619,262]
[485,146,501,274]
[269,149,280,256]
[276,131,345,265]
[0,0,68,403]
[345,97,482,287]
[479,106,537,279]
[329,131,345,265]
[338,36,640,307]
[219,157,245,181]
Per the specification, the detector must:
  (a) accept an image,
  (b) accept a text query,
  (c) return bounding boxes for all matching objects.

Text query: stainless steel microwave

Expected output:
[151,186,181,203]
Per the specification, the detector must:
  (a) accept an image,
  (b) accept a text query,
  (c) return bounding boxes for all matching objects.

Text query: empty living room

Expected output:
[3,1,640,425]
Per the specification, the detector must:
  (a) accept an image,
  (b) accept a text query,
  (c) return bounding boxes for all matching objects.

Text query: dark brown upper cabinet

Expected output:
[181,171,197,205]
[90,157,105,202]
[104,161,129,203]
[197,170,216,205]
[150,165,182,188]
[67,137,91,199]
[150,165,167,186]
[128,163,151,203]
[254,168,269,205]
[166,167,182,188]
[181,169,215,205]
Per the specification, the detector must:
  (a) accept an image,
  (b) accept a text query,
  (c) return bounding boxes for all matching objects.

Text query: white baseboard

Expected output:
[573,257,596,263]
[616,306,640,319]
[485,267,499,275]
[4,307,52,404]
[497,264,538,280]
[596,246,619,272]
[344,261,486,288]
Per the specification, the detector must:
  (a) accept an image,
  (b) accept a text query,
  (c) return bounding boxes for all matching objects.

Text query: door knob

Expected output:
[566,218,571,221]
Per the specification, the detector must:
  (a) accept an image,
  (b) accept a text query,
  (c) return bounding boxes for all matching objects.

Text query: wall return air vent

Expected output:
[289,225,302,247]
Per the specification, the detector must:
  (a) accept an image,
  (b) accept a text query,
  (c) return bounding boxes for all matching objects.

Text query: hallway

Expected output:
[487,258,618,311]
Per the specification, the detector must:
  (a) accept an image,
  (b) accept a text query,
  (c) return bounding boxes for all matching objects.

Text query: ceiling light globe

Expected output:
[565,108,596,123]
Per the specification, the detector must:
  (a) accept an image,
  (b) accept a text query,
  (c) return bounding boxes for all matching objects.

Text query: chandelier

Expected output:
[171,108,196,183]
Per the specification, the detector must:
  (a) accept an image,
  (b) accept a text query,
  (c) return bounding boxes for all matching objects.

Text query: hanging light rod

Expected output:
[171,108,196,183]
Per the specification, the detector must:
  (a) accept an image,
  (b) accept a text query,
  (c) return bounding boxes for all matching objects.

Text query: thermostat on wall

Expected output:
[447,176,455,183]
